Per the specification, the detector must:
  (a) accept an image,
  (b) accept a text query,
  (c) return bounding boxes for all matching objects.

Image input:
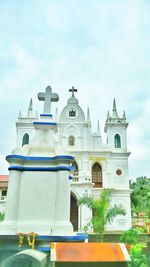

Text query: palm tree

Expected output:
[130,177,150,219]
[78,188,126,241]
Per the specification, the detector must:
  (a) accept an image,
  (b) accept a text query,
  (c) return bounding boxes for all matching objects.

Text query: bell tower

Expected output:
[104,98,128,151]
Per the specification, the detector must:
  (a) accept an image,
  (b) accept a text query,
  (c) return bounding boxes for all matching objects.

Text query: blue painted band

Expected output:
[36,234,87,242]
[6,154,74,161]
[40,114,53,117]
[33,122,57,126]
[36,247,50,252]
[8,165,74,172]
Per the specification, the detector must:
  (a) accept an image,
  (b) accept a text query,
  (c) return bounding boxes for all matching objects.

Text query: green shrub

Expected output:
[128,244,148,267]
[120,228,139,245]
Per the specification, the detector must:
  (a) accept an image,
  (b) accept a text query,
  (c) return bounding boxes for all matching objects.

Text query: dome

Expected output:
[67,96,79,105]
[59,96,85,122]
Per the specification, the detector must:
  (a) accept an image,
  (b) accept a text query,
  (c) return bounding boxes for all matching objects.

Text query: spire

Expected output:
[112,98,118,118]
[87,107,90,121]
[87,107,91,127]
[55,108,58,121]
[97,120,101,136]
[27,98,33,117]
[35,110,38,118]
[106,110,110,121]
[113,98,117,112]
[18,110,22,118]
[123,110,126,119]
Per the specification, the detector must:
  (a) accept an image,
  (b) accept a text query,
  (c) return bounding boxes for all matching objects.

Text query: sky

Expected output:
[0,0,150,180]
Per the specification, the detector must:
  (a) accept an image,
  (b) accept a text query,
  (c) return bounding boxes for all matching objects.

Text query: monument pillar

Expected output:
[1,86,74,235]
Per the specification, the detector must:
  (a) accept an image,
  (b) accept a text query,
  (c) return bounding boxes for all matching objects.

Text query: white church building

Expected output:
[1,86,132,232]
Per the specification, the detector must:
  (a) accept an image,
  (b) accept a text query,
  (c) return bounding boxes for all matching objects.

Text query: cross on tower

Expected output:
[69,86,78,97]
[38,86,59,114]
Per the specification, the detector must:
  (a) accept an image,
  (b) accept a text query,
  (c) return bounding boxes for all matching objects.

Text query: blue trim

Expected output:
[6,155,74,161]
[33,122,57,126]
[40,114,53,117]
[69,176,73,180]
[8,166,73,172]
[36,247,50,252]
[36,234,87,242]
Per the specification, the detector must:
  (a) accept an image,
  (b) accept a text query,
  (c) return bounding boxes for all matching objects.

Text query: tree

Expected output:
[78,188,126,241]
[0,212,4,222]
[130,177,150,219]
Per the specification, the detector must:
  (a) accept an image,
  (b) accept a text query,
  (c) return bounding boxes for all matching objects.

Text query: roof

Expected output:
[0,175,9,188]
[50,242,131,262]
[0,175,9,181]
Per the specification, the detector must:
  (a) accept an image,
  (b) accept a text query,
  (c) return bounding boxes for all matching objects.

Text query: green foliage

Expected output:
[134,226,147,234]
[0,212,5,222]
[78,188,126,241]
[130,177,150,218]
[105,204,126,224]
[120,228,139,245]
[128,244,148,267]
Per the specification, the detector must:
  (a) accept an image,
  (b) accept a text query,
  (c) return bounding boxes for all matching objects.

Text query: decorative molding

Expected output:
[40,114,53,117]
[33,122,57,126]
[8,165,74,172]
[6,154,74,161]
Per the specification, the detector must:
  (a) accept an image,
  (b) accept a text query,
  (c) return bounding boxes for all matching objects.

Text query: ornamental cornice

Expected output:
[71,182,93,188]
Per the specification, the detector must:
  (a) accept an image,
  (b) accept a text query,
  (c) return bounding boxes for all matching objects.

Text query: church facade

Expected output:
[1,87,132,231]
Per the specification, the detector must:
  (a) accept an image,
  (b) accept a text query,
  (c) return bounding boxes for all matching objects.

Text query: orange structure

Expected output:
[147,222,150,234]
[50,242,131,267]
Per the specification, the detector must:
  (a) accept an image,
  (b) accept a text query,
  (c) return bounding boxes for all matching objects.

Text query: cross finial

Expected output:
[69,86,78,97]
[38,86,59,114]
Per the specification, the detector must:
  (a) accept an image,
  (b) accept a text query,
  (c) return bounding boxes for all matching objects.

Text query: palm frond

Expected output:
[105,204,126,224]
[77,196,94,209]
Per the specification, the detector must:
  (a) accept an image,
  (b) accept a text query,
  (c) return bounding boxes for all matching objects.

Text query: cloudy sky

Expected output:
[0,0,149,179]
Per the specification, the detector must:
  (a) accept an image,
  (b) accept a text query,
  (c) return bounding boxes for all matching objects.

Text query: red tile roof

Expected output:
[0,175,9,187]
[0,175,9,181]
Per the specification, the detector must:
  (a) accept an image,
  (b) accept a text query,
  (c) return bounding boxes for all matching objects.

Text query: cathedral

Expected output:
[0,86,131,231]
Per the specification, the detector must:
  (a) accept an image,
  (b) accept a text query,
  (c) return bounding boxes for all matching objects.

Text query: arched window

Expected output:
[72,161,79,181]
[22,133,29,146]
[92,163,102,188]
[114,134,121,148]
[68,135,75,146]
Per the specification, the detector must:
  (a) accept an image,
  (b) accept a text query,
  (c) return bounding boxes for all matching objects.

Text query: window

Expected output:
[68,136,75,146]
[69,109,76,117]
[116,169,122,176]
[1,189,7,200]
[22,133,29,146]
[92,163,102,188]
[72,161,79,181]
[114,134,121,148]
[2,190,7,197]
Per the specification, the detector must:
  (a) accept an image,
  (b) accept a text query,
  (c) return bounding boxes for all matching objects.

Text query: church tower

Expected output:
[104,98,130,189]
[104,98,128,151]
[16,99,38,148]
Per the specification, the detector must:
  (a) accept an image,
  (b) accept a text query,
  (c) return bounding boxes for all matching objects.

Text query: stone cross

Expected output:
[38,86,59,114]
[69,86,78,97]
